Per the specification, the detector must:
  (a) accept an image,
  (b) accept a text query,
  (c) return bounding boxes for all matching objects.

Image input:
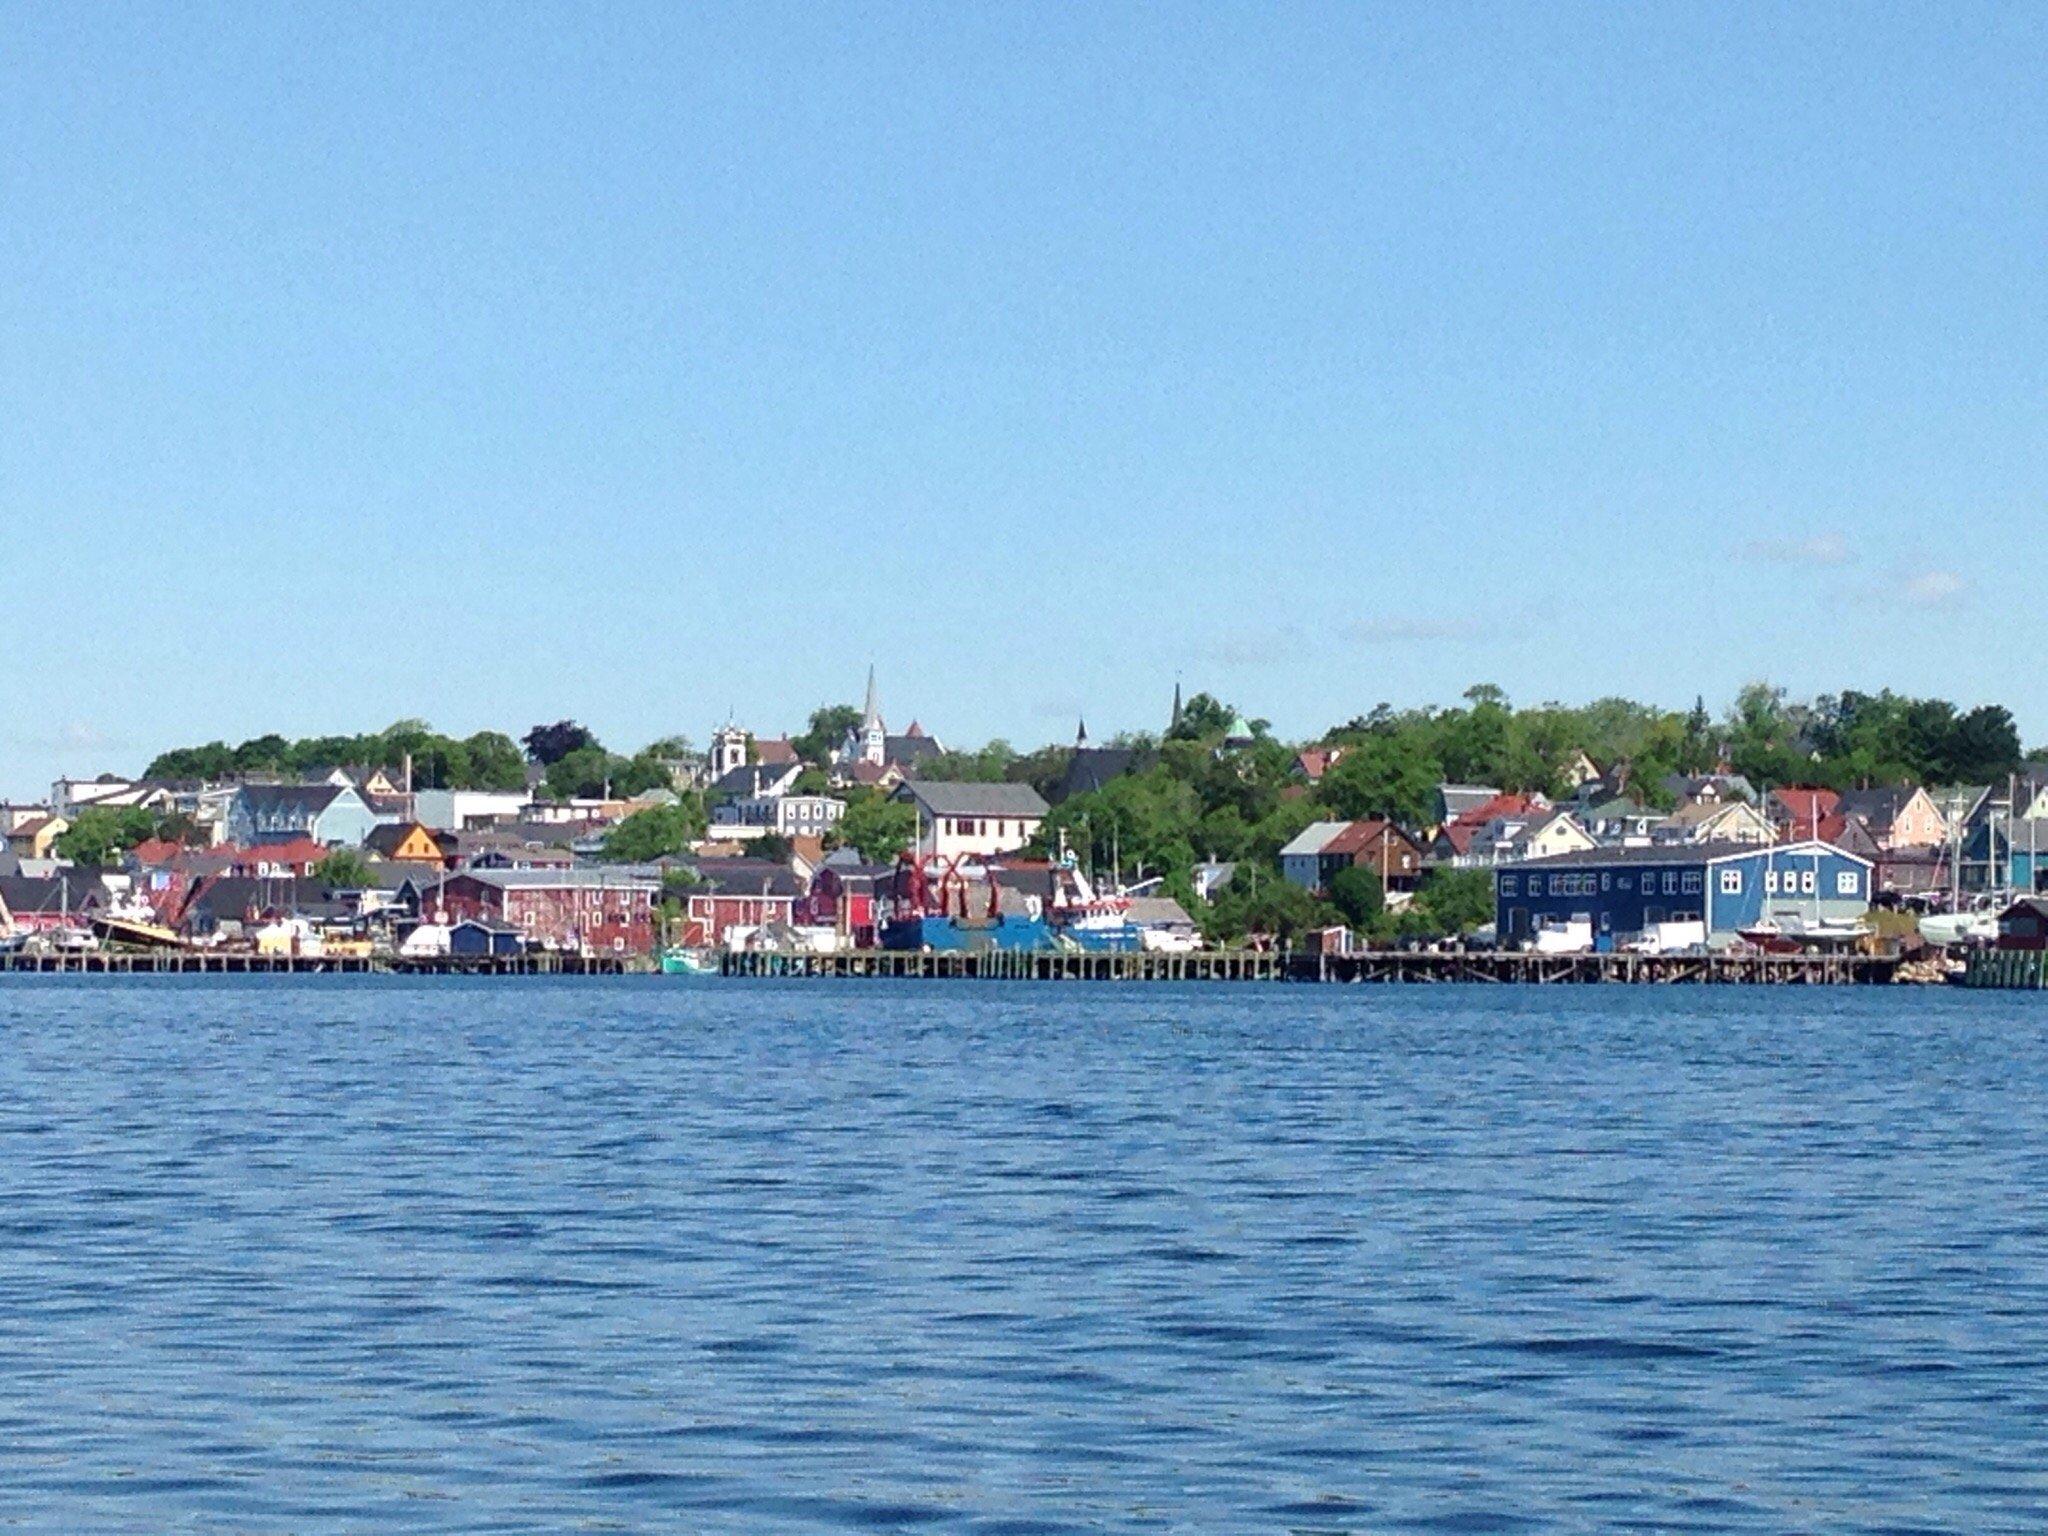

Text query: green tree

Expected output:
[1408,868,1494,937]
[1328,865,1384,931]
[315,848,374,888]
[53,807,160,866]
[830,791,917,862]
[793,705,862,765]
[1317,735,1439,825]
[461,731,529,791]
[543,745,617,800]
[1166,691,1237,742]
[233,734,292,773]
[523,720,599,765]
[1202,875,1335,947]
[601,800,708,861]
[145,741,236,780]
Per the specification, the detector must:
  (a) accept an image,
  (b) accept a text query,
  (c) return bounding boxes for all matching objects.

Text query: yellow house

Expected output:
[1522,810,1599,861]
[1660,798,1775,846]
[5,814,68,861]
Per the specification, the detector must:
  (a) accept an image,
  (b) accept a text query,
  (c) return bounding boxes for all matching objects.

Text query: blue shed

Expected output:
[449,918,524,957]
[1497,839,1873,948]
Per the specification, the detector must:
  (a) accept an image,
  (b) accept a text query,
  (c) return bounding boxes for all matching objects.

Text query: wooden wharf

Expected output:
[720,948,1903,985]
[0,951,630,977]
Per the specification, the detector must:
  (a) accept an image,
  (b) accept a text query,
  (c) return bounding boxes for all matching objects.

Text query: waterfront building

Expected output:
[679,859,803,948]
[1960,814,2048,894]
[448,917,524,957]
[420,869,658,955]
[1496,840,1872,950]
[897,781,1048,862]
[1996,897,2048,951]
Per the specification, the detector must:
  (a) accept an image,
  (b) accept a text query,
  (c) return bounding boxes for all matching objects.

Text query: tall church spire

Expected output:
[858,664,887,767]
[1170,678,1184,734]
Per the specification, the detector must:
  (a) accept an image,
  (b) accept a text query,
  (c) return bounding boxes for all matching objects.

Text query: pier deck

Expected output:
[721,948,1903,985]
[0,952,630,977]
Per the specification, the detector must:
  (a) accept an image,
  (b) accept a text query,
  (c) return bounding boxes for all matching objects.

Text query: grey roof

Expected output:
[692,859,802,898]
[233,783,347,817]
[708,764,798,800]
[884,734,944,768]
[1280,822,1346,858]
[1661,772,1759,804]
[1834,786,1916,830]
[1437,784,1501,818]
[180,875,344,923]
[1512,838,1872,869]
[1125,896,1195,928]
[900,781,1049,819]
[0,872,112,913]
[1050,747,1138,805]
[460,868,659,892]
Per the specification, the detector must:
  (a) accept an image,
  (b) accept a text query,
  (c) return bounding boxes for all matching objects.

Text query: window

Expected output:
[1681,872,1702,894]
[1719,868,1742,894]
[1663,872,1678,894]
[1766,870,1779,894]
[1501,875,1518,897]
[1801,870,1816,894]
[1600,873,1611,892]
[1837,870,1859,895]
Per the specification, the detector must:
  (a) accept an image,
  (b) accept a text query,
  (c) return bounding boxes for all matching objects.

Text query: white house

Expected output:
[898,781,1048,862]
[412,789,533,832]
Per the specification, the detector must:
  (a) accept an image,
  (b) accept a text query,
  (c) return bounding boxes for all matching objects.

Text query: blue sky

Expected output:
[3,4,2043,796]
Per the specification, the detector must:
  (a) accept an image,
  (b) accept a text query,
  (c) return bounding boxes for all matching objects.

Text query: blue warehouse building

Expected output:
[1497,840,1874,949]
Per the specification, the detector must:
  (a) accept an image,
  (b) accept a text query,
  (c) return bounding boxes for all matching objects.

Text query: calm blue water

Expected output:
[0,978,2044,1533]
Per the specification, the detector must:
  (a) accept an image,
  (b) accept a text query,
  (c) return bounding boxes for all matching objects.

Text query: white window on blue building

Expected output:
[1663,872,1678,894]
[1600,873,1611,892]
[1719,868,1742,894]
[1801,870,1816,894]
[1836,871,1859,895]
[1502,875,1518,896]
[1681,872,1702,894]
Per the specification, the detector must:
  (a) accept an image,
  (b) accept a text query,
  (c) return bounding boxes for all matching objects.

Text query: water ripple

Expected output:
[0,976,2045,1531]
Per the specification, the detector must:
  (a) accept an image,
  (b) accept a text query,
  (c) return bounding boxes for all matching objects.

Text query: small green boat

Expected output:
[660,947,719,976]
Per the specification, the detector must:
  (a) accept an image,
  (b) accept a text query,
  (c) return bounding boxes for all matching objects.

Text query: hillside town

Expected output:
[5,674,2048,966]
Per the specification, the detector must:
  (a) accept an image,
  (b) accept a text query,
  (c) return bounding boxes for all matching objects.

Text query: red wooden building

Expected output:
[421,870,659,955]
[680,860,802,948]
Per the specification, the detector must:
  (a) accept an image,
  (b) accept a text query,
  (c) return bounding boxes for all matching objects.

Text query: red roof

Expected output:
[1450,792,1541,829]
[1296,748,1345,783]
[128,838,192,867]
[232,838,330,871]
[1323,819,1397,856]
[753,737,799,765]
[1772,787,1839,829]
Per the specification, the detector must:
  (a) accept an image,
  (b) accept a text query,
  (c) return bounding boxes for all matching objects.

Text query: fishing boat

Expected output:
[660,947,719,976]
[89,892,186,951]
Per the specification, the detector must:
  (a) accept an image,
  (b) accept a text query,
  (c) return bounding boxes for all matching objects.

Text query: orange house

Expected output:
[365,821,455,866]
